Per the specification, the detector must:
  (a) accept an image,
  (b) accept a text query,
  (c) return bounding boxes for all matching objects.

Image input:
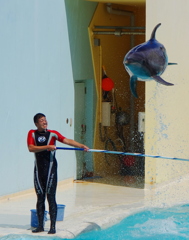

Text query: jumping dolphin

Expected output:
[123,23,177,98]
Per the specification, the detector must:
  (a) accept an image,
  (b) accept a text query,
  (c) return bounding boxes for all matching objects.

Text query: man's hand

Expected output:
[80,144,89,152]
[47,145,56,151]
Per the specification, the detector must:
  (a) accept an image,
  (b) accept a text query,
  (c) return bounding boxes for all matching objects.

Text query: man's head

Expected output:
[33,113,48,131]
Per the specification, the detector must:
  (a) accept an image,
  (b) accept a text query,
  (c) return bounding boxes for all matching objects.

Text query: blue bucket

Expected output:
[30,209,48,228]
[56,204,65,221]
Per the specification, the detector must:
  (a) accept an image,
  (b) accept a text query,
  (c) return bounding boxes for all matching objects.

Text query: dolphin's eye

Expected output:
[160,46,165,51]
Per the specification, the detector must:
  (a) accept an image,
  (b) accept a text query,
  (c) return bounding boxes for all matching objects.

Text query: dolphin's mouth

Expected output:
[123,60,129,65]
[124,59,133,65]
[124,57,142,65]
[124,58,140,66]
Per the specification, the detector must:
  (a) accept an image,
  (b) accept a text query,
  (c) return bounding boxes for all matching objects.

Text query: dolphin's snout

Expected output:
[124,60,129,65]
[124,59,133,65]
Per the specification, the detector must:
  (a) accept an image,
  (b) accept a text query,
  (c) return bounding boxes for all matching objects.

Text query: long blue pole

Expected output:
[56,147,189,162]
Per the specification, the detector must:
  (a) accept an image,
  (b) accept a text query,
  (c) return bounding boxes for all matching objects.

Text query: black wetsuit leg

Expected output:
[33,166,47,231]
[46,161,58,234]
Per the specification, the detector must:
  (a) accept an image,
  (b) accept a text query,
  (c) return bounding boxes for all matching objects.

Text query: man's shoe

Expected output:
[32,227,44,233]
[48,227,56,234]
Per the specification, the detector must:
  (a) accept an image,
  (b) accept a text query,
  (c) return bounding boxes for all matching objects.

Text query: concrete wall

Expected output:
[65,0,97,80]
[145,0,189,184]
[65,0,97,176]
[0,0,75,196]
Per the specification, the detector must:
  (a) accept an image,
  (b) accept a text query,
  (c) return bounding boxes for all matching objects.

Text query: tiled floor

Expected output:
[83,175,144,188]
[0,174,189,239]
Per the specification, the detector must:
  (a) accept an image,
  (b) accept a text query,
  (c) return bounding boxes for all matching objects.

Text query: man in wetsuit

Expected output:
[27,113,89,234]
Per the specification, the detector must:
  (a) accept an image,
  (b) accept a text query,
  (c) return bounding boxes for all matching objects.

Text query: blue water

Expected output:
[1,204,189,240]
[74,204,189,240]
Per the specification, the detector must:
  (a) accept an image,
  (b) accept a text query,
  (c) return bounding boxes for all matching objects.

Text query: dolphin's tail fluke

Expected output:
[150,23,161,40]
[130,75,138,98]
[152,75,174,86]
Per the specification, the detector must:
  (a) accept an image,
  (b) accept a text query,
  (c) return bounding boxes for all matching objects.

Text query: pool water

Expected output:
[74,204,189,240]
[1,204,189,240]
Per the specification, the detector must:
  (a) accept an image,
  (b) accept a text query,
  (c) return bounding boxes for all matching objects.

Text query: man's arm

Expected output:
[28,144,56,153]
[63,138,89,151]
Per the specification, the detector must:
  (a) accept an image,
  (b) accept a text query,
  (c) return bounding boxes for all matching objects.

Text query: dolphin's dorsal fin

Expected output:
[152,75,174,86]
[150,23,161,40]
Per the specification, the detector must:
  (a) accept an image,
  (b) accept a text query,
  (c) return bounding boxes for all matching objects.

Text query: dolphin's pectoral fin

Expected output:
[168,63,177,65]
[130,75,138,98]
[152,75,174,86]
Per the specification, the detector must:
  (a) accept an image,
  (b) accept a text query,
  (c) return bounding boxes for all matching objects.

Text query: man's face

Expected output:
[35,117,48,131]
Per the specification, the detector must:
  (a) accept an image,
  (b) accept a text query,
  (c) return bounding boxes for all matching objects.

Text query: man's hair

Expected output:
[33,113,46,123]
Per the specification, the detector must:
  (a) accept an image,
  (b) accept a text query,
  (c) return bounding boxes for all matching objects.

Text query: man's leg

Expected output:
[33,167,46,233]
[46,164,57,234]
[47,193,57,234]
[32,193,46,232]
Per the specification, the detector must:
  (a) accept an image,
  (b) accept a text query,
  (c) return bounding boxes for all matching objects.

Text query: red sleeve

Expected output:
[54,130,66,142]
[48,130,66,144]
[27,130,35,146]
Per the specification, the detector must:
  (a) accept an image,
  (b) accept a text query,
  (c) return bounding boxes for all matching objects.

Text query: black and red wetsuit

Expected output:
[27,129,66,230]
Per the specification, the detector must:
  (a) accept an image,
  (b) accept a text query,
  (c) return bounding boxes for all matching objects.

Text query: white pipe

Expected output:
[93,31,145,36]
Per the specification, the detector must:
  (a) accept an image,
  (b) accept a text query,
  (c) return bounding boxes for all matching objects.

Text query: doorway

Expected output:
[87,2,145,188]
[74,80,96,179]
